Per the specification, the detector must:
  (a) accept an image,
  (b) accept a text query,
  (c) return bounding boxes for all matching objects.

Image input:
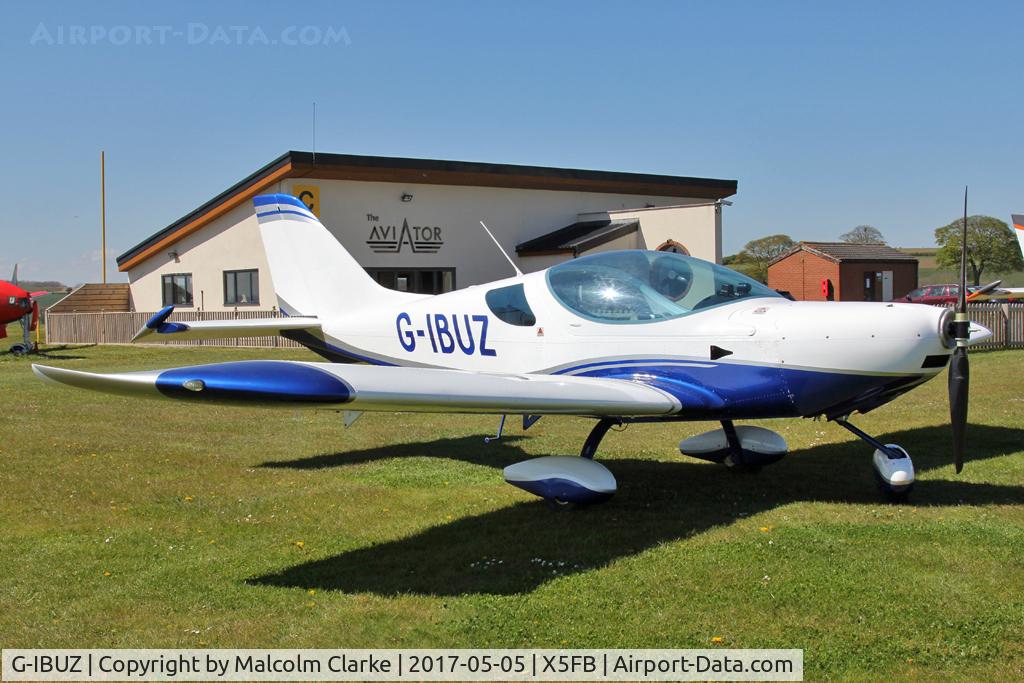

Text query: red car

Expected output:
[903,283,1022,304]
[901,284,975,305]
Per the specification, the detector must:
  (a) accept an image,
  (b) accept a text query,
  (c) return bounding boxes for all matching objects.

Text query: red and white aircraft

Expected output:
[1,266,46,355]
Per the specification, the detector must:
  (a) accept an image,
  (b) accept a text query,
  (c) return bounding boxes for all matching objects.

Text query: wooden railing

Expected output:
[45,310,304,348]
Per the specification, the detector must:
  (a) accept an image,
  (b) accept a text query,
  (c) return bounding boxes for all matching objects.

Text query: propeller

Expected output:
[948,187,971,473]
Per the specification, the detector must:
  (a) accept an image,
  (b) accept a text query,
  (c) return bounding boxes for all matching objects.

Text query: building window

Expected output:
[485,284,536,326]
[224,269,259,306]
[656,239,690,255]
[161,273,193,307]
[365,268,455,295]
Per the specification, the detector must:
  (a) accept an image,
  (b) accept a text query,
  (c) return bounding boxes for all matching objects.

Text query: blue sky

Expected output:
[1,1,1021,284]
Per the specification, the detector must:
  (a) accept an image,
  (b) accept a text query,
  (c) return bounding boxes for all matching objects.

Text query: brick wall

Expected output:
[767,252,840,301]
[769,253,918,301]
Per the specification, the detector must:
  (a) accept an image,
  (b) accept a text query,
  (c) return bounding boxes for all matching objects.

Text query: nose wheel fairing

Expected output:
[835,417,915,501]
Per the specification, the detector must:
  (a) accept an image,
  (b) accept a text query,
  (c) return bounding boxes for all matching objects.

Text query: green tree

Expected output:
[739,234,795,282]
[840,225,885,244]
[935,215,1024,286]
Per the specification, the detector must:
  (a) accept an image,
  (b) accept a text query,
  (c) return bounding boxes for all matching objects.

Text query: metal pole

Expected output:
[101,151,107,284]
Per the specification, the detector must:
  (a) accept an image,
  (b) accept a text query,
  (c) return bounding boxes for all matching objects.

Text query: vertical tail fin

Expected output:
[254,194,420,317]
[11,263,17,286]
[1012,214,1024,262]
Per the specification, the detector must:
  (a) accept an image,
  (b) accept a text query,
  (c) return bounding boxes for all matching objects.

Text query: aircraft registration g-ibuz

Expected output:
[33,194,993,506]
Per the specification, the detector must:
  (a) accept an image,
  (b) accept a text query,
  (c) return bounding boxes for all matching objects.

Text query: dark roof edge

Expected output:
[287,151,737,193]
[118,151,737,267]
[769,242,920,267]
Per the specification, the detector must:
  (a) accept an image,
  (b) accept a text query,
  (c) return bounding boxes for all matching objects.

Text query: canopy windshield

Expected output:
[546,250,781,324]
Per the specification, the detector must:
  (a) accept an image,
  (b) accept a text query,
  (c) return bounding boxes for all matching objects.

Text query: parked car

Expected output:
[902,284,1021,304]
[901,284,975,305]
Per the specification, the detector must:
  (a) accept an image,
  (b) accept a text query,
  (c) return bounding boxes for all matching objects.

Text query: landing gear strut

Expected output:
[9,312,36,356]
[721,420,761,472]
[835,417,914,502]
[580,417,619,459]
[678,420,788,470]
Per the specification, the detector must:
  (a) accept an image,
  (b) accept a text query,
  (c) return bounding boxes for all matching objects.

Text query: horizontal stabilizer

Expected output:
[32,360,681,416]
[132,305,321,342]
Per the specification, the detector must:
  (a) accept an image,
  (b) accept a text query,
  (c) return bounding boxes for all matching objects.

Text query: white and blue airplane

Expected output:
[33,194,992,506]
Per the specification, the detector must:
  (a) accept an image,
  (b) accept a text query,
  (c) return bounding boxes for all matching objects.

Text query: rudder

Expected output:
[254,194,420,317]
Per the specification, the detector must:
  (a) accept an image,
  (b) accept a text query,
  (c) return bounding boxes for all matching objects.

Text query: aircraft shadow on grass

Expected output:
[4,344,94,360]
[250,424,1024,597]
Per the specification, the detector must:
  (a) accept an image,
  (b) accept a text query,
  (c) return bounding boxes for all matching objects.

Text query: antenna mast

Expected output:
[101,150,107,284]
[479,221,523,277]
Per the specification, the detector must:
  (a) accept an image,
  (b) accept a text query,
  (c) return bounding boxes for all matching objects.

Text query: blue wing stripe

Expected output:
[155,361,353,403]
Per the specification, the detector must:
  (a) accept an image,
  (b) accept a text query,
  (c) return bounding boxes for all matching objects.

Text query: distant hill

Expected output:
[16,280,70,292]
[899,247,1024,287]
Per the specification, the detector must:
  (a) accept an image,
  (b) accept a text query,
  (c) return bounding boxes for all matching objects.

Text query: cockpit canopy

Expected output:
[546,250,781,324]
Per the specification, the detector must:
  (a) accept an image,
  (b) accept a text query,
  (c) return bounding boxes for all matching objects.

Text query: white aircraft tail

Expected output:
[255,194,420,317]
[1012,214,1024,261]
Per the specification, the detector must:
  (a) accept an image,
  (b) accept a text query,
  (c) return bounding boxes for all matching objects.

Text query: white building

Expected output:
[116,151,737,312]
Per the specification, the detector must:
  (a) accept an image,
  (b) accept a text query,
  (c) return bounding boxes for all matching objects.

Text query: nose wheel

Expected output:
[835,417,915,502]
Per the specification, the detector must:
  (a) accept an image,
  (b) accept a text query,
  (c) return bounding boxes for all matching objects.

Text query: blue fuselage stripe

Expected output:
[552,359,926,419]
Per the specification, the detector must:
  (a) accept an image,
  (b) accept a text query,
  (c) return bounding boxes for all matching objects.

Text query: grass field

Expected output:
[1,343,1023,680]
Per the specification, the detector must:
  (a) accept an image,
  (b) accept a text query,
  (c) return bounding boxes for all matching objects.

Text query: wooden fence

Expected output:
[45,310,304,348]
[45,303,1024,351]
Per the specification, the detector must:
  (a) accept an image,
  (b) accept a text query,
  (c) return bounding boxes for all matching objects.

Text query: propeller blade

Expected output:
[958,187,968,313]
[948,346,969,473]
[948,186,970,472]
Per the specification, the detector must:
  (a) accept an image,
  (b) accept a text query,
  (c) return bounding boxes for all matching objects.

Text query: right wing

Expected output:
[132,305,321,342]
[32,360,682,416]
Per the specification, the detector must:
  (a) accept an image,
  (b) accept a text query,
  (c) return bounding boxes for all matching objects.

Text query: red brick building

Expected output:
[767,242,918,302]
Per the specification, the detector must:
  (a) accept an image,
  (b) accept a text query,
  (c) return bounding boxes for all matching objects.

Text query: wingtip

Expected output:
[131,327,152,343]
[31,364,61,384]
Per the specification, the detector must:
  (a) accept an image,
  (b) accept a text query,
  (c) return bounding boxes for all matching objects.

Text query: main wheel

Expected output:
[724,454,762,474]
[875,470,913,503]
[544,498,581,512]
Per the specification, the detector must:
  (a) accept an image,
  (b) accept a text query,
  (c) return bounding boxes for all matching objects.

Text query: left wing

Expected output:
[32,361,681,416]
